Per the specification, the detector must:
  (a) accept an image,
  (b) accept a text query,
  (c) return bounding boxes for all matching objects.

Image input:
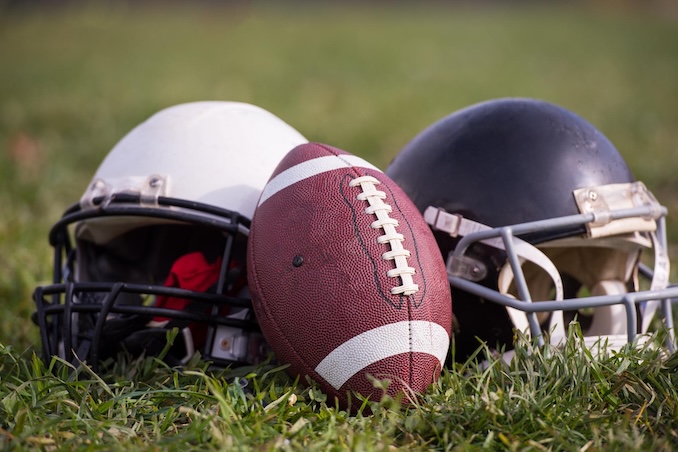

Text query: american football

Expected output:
[247,142,452,410]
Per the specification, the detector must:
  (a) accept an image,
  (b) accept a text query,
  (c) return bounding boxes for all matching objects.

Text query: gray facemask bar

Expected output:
[426,187,676,352]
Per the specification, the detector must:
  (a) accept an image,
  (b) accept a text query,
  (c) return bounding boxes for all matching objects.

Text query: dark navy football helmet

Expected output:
[386,98,676,361]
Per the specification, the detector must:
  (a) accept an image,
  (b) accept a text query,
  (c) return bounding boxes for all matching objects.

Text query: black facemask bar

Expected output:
[33,193,266,371]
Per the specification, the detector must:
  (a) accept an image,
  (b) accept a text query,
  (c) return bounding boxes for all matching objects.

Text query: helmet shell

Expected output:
[387,98,635,244]
[84,101,308,221]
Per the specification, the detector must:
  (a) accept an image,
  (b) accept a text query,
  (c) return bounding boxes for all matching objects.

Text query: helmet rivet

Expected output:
[149,177,161,188]
[220,338,231,350]
[588,190,598,201]
[292,255,304,267]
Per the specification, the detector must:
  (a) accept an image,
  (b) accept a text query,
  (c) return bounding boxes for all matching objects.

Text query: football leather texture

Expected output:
[247,142,452,410]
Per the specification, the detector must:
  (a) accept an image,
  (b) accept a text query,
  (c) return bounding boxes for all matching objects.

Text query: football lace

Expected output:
[349,175,419,296]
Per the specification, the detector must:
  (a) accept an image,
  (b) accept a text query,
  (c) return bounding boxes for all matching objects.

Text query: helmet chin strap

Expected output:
[587,280,628,336]
[505,300,566,342]
[504,280,628,346]
[502,229,669,343]
[641,230,670,333]
[424,207,564,301]
[425,206,565,342]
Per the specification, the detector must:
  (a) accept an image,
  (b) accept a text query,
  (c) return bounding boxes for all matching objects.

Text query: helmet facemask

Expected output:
[428,181,674,357]
[33,196,268,371]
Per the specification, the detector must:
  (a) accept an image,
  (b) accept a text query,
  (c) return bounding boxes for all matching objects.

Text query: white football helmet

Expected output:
[33,101,308,370]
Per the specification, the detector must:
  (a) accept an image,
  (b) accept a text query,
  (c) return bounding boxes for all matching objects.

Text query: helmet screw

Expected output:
[149,177,161,188]
[220,338,231,350]
[588,190,598,201]
[292,255,304,267]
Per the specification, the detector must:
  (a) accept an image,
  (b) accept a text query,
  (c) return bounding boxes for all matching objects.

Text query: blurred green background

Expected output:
[1,1,677,352]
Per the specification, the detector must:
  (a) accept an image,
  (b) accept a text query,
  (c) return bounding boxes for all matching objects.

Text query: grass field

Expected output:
[2,2,678,449]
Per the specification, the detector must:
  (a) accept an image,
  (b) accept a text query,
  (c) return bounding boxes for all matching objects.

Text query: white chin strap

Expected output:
[587,280,629,336]
[639,231,669,332]
[424,207,565,302]
[504,229,669,341]
[505,280,630,345]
